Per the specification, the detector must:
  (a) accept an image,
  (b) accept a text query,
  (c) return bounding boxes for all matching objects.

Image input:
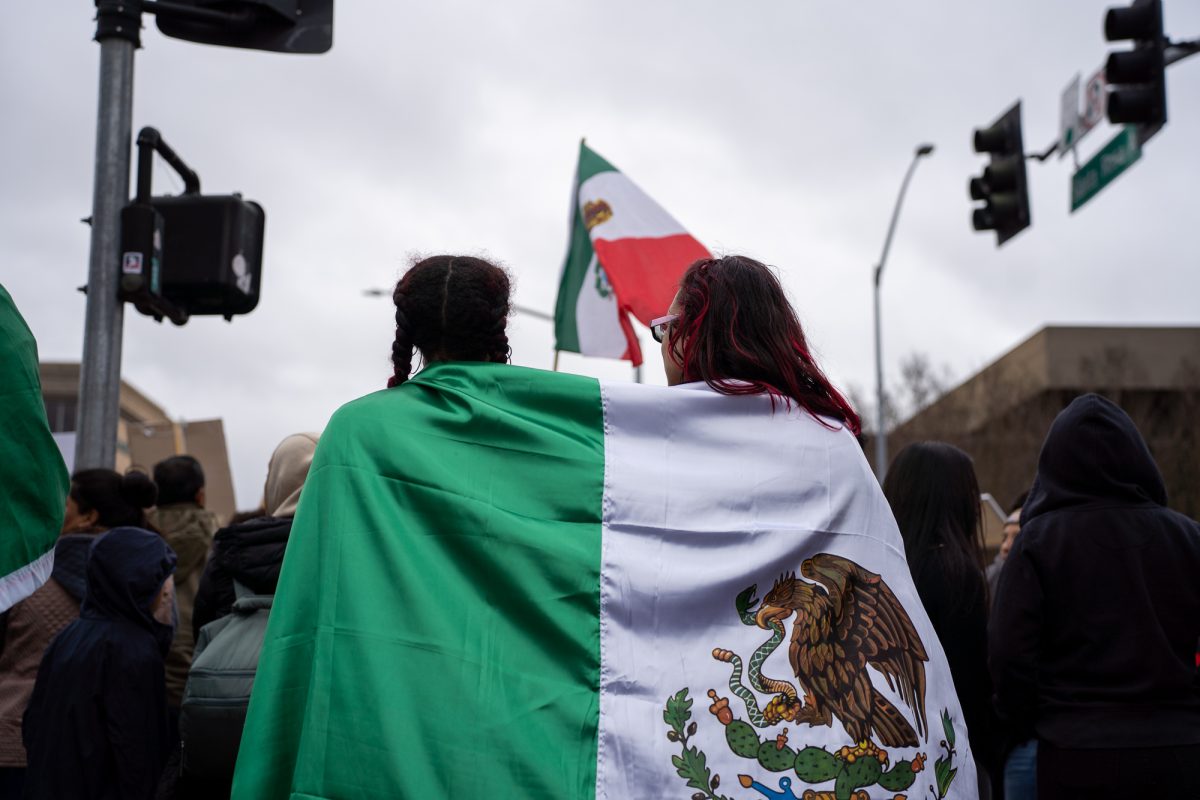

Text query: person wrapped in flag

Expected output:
[648,256,967,799]
[0,283,69,612]
[233,254,978,799]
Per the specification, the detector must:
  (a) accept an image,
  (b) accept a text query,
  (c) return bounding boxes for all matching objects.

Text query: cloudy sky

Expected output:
[5,2,1199,507]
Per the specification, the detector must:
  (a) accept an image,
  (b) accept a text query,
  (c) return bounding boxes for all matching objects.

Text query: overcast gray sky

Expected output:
[4,2,1198,507]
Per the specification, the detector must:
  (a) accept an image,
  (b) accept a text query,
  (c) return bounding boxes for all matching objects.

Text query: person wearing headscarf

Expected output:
[22,527,177,800]
[190,433,319,640]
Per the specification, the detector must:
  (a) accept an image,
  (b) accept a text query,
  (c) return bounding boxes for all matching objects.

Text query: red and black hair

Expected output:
[388,255,511,388]
[665,255,861,434]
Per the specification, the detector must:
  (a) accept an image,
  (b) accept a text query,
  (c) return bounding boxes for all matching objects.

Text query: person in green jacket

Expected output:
[150,455,219,718]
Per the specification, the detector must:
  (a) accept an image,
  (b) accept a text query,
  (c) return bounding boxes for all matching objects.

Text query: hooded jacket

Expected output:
[989,393,1200,748]
[0,533,93,766]
[191,515,293,641]
[22,528,177,800]
[191,433,317,641]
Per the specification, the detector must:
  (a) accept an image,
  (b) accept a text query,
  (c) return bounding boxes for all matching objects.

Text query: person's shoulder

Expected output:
[1152,506,1200,550]
[101,623,161,670]
[213,515,291,548]
[21,576,80,626]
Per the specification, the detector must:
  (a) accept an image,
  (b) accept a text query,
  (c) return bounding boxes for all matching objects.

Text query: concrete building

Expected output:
[39,363,237,523]
[888,326,1200,546]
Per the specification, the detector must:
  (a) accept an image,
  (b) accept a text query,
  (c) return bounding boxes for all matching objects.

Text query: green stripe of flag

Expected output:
[234,363,606,799]
[0,284,68,610]
[554,141,618,354]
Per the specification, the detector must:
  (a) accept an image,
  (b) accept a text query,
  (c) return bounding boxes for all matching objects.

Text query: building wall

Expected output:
[40,362,237,524]
[125,419,237,522]
[889,327,1200,523]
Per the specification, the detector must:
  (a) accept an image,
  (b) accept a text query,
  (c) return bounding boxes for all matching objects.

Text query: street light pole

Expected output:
[873,143,934,482]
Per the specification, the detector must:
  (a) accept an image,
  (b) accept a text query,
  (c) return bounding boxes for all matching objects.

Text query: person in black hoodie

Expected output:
[22,527,177,800]
[190,433,318,642]
[989,393,1200,799]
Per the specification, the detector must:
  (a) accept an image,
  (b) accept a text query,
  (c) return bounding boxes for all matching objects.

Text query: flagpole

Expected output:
[633,333,643,384]
[552,350,560,372]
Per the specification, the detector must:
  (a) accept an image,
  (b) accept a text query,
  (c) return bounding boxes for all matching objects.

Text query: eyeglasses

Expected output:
[650,314,678,343]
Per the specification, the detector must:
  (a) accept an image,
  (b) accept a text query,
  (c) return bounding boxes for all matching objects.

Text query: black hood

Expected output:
[213,515,293,589]
[50,533,96,602]
[81,527,177,653]
[1023,393,1166,524]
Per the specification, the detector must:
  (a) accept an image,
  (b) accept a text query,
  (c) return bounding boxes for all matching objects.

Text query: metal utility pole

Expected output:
[873,143,934,482]
[75,3,141,471]
[73,1,332,471]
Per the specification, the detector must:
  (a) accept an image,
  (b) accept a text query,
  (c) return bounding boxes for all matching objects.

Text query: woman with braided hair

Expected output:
[387,255,512,387]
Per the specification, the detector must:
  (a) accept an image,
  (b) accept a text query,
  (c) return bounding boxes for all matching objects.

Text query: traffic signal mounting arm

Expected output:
[135,127,200,202]
[119,128,197,325]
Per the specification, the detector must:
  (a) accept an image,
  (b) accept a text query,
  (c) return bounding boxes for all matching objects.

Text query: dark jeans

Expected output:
[1037,740,1200,800]
[1004,739,1037,800]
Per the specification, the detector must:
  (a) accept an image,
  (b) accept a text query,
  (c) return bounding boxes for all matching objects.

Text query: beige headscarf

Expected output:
[263,432,320,518]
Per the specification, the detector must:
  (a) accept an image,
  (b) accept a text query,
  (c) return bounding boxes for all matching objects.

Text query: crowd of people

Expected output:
[1,254,1199,799]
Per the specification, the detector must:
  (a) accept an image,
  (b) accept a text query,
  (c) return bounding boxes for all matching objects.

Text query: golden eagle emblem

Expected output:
[757,553,929,750]
[665,554,953,800]
[713,553,928,762]
[583,199,613,231]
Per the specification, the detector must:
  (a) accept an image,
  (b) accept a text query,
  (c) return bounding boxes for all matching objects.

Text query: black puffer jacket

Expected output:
[191,516,292,641]
[989,393,1200,748]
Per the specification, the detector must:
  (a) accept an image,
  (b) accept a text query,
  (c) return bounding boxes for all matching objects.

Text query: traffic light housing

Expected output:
[969,101,1030,247]
[121,128,265,324]
[153,194,265,321]
[155,0,333,54]
[119,202,189,324]
[120,194,264,323]
[1104,0,1166,143]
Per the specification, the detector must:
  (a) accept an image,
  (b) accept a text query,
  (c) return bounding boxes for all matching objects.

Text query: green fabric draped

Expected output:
[233,363,605,799]
[0,284,68,610]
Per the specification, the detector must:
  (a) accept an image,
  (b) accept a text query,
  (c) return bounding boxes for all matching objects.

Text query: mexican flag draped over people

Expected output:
[233,362,976,800]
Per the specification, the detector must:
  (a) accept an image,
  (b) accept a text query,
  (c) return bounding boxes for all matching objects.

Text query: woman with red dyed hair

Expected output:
[652,255,859,434]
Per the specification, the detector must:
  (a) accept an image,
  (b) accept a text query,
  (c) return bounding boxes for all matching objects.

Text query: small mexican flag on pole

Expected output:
[553,141,710,366]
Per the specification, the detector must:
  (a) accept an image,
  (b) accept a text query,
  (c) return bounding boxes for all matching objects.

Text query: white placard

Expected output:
[1059,73,1081,154]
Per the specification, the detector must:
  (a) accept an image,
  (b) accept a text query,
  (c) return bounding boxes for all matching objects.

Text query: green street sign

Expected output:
[1071,125,1142,212]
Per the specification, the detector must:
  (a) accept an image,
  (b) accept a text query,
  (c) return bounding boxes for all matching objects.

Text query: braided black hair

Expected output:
[388,255,512,387]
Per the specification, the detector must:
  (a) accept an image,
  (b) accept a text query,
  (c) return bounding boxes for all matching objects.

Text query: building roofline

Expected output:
[894,324,1200,436]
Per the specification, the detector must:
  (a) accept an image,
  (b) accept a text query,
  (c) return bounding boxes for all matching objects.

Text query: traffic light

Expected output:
[1104,0,1166,143]
[969,101,1030,247]
[155,0,333,54]
[153,194,266,321]
[121,128,265,324]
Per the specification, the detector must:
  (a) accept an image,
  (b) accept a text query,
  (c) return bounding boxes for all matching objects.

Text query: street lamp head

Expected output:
[916,143,935,157]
